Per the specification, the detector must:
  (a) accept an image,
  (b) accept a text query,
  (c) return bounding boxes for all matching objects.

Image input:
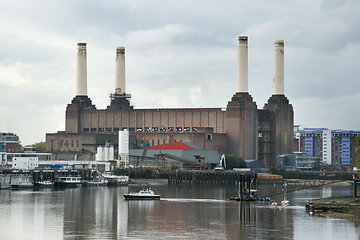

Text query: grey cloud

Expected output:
[1,0,360,144]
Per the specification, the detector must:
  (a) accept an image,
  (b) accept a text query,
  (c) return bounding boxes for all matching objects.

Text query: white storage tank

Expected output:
[118,130,129,166]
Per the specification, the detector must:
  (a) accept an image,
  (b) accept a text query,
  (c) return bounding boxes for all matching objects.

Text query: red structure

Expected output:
[143,142,201,150]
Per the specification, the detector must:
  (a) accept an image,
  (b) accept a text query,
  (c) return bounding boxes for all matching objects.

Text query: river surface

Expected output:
[0,180,359,239]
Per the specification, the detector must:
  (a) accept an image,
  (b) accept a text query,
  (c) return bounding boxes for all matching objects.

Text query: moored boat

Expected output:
[103,174,129,186]
[124,188,160,200]
[281,199,290,206]
[54,176,83,188]
[229,189,258,201]
[84,179,108,187]
[34,180,54,188]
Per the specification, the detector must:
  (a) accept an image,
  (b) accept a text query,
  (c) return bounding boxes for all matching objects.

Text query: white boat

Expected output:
[103,173,129,186]
[281,182,289,206]
[54,176,83,188]
[124,188,160,200]
[84,179,108,187]
[34,180,54,187]
[270,202,278,208]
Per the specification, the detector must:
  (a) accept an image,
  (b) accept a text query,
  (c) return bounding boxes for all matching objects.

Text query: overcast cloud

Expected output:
[0,0,359,145]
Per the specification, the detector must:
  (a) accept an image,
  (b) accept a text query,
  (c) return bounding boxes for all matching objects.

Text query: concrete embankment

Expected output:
[305,196,360,223]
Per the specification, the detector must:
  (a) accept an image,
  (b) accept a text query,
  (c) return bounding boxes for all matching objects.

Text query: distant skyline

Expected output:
[1,0,359,145]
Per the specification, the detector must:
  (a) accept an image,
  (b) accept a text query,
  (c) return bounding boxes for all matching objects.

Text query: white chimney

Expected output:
[272,40,284,95]
[76,43,87,96]
[115,47,125,94]
[236,36,248,93]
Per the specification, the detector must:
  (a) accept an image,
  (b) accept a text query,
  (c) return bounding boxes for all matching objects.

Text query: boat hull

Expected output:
[84,181,107,187]
[11,184,34,189]
[229,196,256,201]
[34,181,54,188]
[123,195,160,200]
[54,182,82,188]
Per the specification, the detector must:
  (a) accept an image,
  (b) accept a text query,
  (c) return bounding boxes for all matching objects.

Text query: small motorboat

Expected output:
[270,202,278,208]
[124,188,160,200]
[34,180,54,188]
[259,197,271,201]
[281,199,289,206]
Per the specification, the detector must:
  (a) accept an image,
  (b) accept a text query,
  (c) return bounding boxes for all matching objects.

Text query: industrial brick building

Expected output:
[46,37,295,166]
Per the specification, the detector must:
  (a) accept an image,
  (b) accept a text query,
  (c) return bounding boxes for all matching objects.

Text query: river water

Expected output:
[0,181,359,239]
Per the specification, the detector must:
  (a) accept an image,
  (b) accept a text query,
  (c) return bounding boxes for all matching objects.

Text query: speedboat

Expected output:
[123,188,160,200]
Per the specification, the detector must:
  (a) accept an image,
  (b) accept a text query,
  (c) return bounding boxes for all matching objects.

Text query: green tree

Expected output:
[23,142,46,153]
[356,135,360,177]
[225,155,247,170]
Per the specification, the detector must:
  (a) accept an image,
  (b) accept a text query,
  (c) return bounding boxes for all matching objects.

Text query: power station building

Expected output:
[46,36,295,166]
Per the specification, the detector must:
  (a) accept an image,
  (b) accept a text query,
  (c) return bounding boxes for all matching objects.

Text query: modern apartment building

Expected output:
[297,128,360,166]
[0,132,20,153]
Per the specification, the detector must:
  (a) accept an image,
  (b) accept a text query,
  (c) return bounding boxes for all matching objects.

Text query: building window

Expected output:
[76,140,79,147]
[207,134,213,141]
[71,140,74,147]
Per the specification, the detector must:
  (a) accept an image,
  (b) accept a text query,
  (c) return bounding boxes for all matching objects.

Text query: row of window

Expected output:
[49,140,80,149]
[82,127,200,133]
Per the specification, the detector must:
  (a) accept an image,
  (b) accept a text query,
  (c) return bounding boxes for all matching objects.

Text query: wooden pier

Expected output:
[168,170,257,186]
[168,170,258,201]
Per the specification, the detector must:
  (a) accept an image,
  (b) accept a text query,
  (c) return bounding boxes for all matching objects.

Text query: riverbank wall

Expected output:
[305,196,360,223]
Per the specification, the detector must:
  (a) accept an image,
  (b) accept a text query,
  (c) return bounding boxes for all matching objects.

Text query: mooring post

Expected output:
[355,179,357,198]
[240,174,244,201]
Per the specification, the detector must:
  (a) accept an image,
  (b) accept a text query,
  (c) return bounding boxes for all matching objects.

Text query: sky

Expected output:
[0,0,359,145]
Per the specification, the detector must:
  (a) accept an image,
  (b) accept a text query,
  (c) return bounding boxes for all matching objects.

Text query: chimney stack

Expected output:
[76,43,87,96]
[272,40,284,95]
[236,36,248,93]
[115,47,126,94]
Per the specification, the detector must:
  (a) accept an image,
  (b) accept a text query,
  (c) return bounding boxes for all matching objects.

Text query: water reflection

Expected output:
[0,183,359,239]
[63,187,129,239]
[0,189,64,240]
